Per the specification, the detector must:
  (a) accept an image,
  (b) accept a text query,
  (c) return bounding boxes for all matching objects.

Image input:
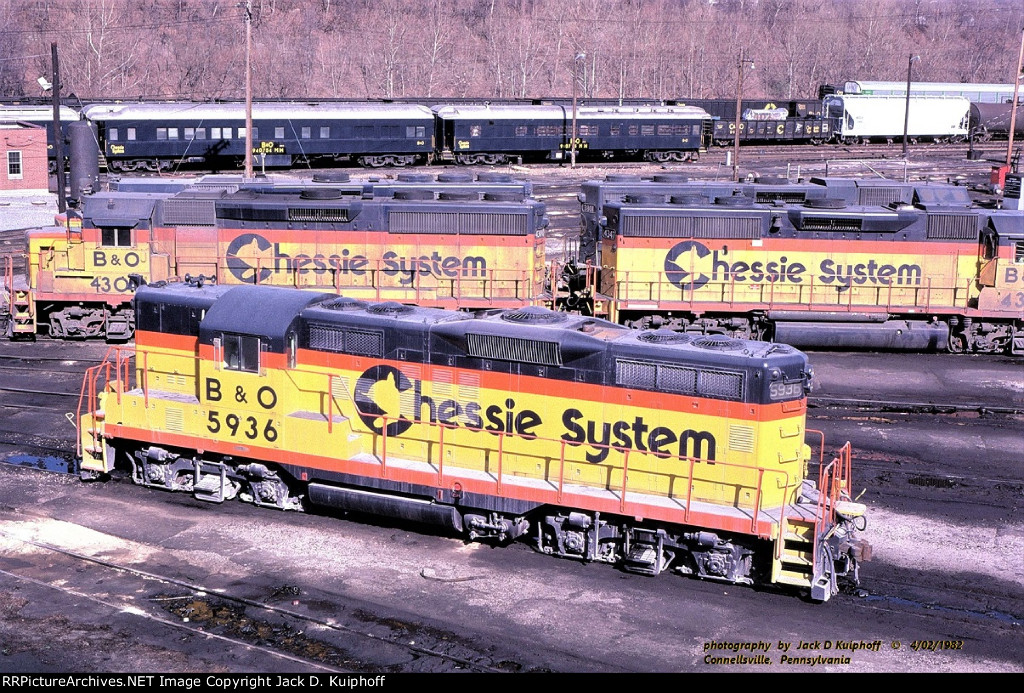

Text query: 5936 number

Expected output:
[207,410,278,442]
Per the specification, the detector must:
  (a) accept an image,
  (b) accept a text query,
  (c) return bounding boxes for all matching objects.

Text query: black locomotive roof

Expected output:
[302,299,471,328]
[136,280,233,311]
[80,192,172,227]
[199,285,332,351]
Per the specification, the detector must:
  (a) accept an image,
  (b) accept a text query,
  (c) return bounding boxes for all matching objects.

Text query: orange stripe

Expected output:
[32,292,132,306]
[136,330,197,352]
[103,423,777,539]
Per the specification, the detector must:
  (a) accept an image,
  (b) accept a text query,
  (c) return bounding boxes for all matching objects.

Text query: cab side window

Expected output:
[223,333,260,373]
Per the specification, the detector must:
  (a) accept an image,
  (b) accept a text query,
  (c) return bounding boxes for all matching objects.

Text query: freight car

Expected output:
[822,94,970,144]
[582,179,1024,354]
[969,102,1024,141]
[671,98,829,147]
[77,280,868,601]
[7,177,547,339]
[826,80,1017,104]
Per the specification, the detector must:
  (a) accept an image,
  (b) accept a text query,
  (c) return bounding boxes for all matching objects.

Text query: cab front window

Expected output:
[100,227,132,247]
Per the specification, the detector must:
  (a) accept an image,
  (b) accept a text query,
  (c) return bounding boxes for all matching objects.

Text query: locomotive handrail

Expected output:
[614,269,967,315]
[75,345,134,459]
[806,428,826,467]
[233,255,538,307]
[354,408,798,539]
[2,255,11,297]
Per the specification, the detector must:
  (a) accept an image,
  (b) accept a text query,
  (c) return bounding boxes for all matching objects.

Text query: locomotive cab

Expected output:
[974,217,1024,354]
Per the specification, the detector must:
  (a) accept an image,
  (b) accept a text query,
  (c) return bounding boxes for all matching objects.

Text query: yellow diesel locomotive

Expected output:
[588,179,1023,354]
[11,180,547,339]
[78,280,868,601]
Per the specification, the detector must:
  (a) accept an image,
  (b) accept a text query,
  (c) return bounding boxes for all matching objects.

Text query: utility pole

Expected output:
[571,52,585,168]
[1006,28,1024,170]
[50,43,66,213]
[902,54,920,158]
[244,0,254,179]
[732,52,754,182]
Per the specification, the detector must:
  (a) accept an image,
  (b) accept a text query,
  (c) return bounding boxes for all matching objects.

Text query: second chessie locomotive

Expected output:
[78,281,868,601]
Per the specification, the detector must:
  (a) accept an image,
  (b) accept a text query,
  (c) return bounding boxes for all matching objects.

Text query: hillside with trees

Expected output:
[2,0,1022,102]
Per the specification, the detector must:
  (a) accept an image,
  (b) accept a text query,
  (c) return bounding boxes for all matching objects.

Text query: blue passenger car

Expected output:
[81,102,436,172]
[432,103,710,164]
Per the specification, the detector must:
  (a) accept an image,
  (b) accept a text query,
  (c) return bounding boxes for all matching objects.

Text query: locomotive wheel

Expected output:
[948,330,967,354]
[47,317,65,339]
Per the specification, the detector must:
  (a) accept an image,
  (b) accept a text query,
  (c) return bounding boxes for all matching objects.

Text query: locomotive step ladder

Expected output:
[192,460,236,503]
[7,274,35,337]
[622,527,671,576]
[775,517,816,589]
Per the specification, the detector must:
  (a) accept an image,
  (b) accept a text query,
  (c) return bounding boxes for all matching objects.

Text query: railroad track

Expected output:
[0,519,531,673]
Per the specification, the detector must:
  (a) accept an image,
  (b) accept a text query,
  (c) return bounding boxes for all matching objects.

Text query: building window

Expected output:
[7,151,22,179]
[222,333,260,373]
[100,227,132,247]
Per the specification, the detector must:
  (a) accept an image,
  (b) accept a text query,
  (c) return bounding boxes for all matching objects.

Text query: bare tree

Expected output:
[4,0,1024,102]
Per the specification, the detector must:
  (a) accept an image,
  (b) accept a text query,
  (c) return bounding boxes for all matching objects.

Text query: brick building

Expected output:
[0,121,49,192]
